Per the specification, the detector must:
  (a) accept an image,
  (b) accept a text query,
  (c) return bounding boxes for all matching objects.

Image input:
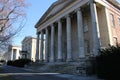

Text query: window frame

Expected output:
[113,37,118,46]
[118,18,120,27]
[83,17,88,32]
[110,13,115,27]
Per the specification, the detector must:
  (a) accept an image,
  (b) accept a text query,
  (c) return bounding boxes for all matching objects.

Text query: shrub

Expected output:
[0,60,6,63]
[7,60,13,65]
[7,59,32,67]
[96,45,120,80]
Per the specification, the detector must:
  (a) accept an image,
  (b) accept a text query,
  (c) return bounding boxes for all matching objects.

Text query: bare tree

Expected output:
[0,0,28,51]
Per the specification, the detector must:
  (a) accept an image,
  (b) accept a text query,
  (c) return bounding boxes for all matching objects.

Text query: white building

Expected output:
[6,45,21,61]
[21,36,42,61]
[35,0,120,62]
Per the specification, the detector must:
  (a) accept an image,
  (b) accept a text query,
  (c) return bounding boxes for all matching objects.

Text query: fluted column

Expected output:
[66,14,72,61]
[45,28,48,62]
[36,33,40,61]
[40,31,44,61]
[90,0,100,56]
[57,19,62,62]
[50,24,55,62]
[77,8,85,59]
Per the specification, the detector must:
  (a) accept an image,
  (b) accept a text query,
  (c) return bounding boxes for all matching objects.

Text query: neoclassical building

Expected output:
[21,36,37,61]
[21,36,45,61]
[35,0,120,62]
[7,45,21,61]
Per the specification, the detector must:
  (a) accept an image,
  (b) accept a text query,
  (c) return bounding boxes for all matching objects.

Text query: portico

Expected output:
[35,0,101,62]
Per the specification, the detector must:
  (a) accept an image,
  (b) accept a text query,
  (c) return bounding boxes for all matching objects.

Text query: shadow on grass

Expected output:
[0,75,17,80]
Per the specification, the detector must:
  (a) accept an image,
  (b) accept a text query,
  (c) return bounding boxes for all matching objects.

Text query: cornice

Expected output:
[107,0,120,10]
[35,0,74,28]
[22,36,37,43]
[35,0,120,30]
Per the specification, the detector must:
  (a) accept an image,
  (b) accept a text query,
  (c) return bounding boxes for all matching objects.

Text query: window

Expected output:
[118,18,120,27]
[13,49,17,60]
[83,18,88,32]
[113,37,118,45]
[110,13,115,27]
[85,40,90,56]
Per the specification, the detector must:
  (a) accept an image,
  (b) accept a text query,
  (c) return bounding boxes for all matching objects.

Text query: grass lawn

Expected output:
[0,66,3,72]
[0,75,17,80]
[0,67,17,80]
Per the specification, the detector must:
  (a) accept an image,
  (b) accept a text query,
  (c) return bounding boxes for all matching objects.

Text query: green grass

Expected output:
[0,75,17,80]
[0,67,17,80]
[0,67,3,72]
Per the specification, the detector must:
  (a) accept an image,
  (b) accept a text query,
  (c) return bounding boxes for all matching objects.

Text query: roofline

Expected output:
[107,0,120,10]
[9,45,21,48]
[22,36,37,43]
[35,0,64,28]
[35,0,120,28]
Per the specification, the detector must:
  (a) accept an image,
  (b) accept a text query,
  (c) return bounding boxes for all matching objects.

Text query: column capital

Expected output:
[57,19,61,23]
[45,27,48,30]
[75,7,82,12]
[90,0,96,4]
[37,32,40,35]
[40,29,44,32]
[50,23,54,27]
[65,14,71,18]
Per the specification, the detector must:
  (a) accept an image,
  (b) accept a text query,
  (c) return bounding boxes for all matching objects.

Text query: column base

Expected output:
[77,57,86,62]
[57,59,63,62]
[35,59,40,62]
[50,59,54,63]
[39,60,45,63]
[66,58,73,62]
[44,60,48,63]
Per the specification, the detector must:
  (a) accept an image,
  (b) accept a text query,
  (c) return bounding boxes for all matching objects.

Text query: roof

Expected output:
[22,36,37,43]
[107,0,120,9]
[35,0,74,28]
[35,0,120,28]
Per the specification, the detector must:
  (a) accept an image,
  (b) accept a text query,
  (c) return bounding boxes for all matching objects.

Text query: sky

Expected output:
[13,0,120,46]
[13,0,57,46]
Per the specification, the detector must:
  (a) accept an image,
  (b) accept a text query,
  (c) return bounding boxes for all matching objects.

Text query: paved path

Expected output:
[0,65,102,80]
[0,66,68,80]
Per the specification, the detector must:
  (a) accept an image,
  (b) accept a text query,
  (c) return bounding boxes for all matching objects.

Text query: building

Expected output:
[21,36,42,61]
[35,0,120,62]
[6,45,21,61]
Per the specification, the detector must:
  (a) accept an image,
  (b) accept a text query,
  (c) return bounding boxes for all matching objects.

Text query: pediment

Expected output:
[45,0,72,19]
[36,0,74,27]
[22,36,31,43]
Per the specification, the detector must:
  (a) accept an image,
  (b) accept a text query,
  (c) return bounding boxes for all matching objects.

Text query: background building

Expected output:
[5,45,21,61]
[35,0,120,62]
[21,36,41,61]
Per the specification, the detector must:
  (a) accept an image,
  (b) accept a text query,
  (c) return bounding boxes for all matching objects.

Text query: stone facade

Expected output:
[21,36,37,61]
[35,0,120,62]
[7,45,21,61]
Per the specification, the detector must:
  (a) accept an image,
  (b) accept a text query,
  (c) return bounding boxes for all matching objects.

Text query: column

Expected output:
[77,8,85,59]
[57,19,62,61]
[35,33,40,61]
[50,24,55,62]
[45,28,48,62]
[66,14,72,61]
[40,31,44,61]
[90,1,100,56]
[11,49,13,60]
